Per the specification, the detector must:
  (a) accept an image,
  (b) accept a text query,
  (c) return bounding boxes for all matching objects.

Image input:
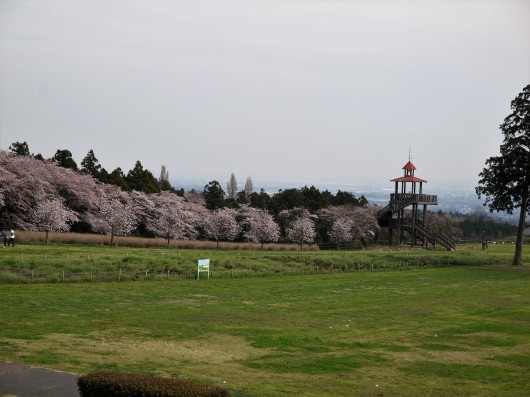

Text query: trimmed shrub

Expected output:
[77,370,229,397]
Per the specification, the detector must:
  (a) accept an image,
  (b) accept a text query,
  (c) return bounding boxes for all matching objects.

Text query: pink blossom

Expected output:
[286,217,316,250]
[30,198,79,244]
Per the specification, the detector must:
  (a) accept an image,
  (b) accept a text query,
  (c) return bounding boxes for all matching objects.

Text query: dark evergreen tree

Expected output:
[236,190,249,204]
[321,190,334,207]
[476,83,530,266]
[203,180,225,210]
[332,190,359,206]
[358,195,369,207]
[249,189,271,210]
[301,185,328,211]
[271,188,304,214]
[9,141,31,156]
[107,167,131,191]
[224,198,240,209]
[51,149,78,171]
[126,161,160,194]
[458,217,517,240]
[80,149,102,177]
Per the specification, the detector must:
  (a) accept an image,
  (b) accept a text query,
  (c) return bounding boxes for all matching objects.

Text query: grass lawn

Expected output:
[1,246,530,396]
[0,241,524,283]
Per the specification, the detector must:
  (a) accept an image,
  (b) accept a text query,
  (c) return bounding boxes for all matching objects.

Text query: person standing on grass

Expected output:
[1,228,7,247]
[8,228,15,247]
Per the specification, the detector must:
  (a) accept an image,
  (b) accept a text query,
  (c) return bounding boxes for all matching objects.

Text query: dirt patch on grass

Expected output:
[2,332,268,373]
[385,338,530,367]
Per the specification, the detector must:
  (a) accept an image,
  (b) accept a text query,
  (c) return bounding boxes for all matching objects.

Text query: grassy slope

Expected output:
[1,259,529,396]
[0,242,523,283]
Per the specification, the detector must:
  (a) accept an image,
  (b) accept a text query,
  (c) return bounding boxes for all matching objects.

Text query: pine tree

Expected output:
[203,181,225,210]
[476,84,530,266]
[51,149,78,171]
[9,141,31,156]
[126,161,161,194]
[80,149,102,177]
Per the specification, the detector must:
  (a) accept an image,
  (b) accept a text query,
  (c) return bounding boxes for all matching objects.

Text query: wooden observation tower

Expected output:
[377,161,455,250]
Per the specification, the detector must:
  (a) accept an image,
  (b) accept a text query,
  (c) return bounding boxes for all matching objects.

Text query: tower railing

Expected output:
[378,196,414,215]
[390,193,437,205]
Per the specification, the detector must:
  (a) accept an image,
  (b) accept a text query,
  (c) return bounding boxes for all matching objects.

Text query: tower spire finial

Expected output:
[408,146,412,161]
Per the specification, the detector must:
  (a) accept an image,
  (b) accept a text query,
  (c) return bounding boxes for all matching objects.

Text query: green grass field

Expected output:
[0,240,525,283]
[1,243,529,396]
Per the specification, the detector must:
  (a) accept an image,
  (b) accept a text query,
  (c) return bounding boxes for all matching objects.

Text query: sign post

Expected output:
[197,259,210,280]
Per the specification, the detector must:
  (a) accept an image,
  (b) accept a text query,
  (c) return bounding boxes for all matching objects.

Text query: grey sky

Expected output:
[1,0,529,190]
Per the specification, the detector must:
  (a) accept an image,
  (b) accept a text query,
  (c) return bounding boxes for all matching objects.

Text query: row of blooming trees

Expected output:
[0,151,380,248]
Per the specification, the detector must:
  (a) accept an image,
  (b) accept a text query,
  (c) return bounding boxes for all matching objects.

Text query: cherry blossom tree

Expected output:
[91,198,137,246]
[52,162,108,219]
[317,205,358,225]
[286,217,316,250]
[425,211,462,241]
[184,190,206,206]
[1,147,383,252]
[329,218,354,249]
[147,193,198,247]
[350,206,380,248]
[203,208,240,248]
[1,152,48,228]
[277,207,314,235]
[0,151,113,230]
[127,190,157,234]
[149,204,197,247]
[318,205,380,249]
[30,198,79,244]
[240,206,280,249]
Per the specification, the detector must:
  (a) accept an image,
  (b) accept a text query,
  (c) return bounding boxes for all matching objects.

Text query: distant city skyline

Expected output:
[170,174,516,222]
[1,1,529,187]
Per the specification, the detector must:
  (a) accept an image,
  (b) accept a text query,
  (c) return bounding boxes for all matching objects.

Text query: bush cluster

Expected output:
[77,370,229,397]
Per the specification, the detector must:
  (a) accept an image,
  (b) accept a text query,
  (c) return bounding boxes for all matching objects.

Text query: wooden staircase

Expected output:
[378,207,455,251]
[401,219,455,251]
[377,196,414,227]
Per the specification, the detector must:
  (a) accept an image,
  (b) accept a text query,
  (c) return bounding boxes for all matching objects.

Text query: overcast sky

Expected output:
[1,0,529,190]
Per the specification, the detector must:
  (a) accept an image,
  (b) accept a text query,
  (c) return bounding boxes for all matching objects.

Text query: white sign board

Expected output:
[197,259,210,279]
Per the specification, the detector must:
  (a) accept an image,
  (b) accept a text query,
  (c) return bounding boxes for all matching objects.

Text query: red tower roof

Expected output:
[402,161,416,170]
[391,161,428,183]
[391,175,428,183]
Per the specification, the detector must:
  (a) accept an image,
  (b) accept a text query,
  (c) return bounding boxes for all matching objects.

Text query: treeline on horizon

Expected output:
[1,141,518,244]
[5,141,369,214]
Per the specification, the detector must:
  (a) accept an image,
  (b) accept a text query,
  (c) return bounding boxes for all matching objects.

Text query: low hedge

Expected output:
[77,370,230,397]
